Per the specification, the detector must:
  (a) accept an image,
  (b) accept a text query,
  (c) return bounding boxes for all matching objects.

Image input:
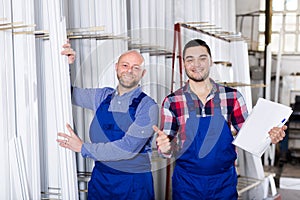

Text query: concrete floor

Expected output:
[264,157,300,200]
[277,188,300,200]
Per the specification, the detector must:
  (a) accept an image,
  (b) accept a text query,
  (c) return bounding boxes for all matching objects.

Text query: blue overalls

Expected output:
[172,90,238,200]
[87,92,154,200]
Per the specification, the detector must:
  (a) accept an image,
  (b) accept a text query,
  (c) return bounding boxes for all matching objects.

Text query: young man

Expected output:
[154,39,287,199]
[58,47,158,200]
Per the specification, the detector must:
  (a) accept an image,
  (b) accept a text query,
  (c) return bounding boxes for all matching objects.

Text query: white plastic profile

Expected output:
[45,0,78,199]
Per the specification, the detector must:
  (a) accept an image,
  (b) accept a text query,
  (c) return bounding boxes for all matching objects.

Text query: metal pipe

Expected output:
[264,0,272,97]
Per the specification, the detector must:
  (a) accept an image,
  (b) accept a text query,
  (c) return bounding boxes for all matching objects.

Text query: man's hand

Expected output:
[153,125,172,154]
[61,40,76,64]
[57,123,83,152]
[269,125,287,144]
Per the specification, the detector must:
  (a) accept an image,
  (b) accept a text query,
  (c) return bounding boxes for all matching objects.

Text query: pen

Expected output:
[277,118,286,127]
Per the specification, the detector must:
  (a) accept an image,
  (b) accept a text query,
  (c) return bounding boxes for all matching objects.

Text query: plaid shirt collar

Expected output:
[182,78,219,101]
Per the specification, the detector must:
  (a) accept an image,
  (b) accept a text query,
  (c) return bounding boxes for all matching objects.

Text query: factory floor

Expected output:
[276,188,300,200]
[264,155,300,200]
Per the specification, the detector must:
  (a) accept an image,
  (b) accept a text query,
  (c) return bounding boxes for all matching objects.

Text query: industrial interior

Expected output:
[1,0,300,199]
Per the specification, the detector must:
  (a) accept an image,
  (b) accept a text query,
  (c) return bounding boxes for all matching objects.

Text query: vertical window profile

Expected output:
[298,34,300,50]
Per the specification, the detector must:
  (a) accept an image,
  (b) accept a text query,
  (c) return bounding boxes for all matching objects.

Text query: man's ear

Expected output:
[142,69,146,77]
[115,63,118,71]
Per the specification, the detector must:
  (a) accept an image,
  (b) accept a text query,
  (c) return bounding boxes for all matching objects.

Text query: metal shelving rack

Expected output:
[170,22,252,92]
[288,95,300,163]
[237,176,263,196]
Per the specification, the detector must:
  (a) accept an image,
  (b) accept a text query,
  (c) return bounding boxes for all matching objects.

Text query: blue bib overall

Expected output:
[172,91,238,200]
[87,93,154,200]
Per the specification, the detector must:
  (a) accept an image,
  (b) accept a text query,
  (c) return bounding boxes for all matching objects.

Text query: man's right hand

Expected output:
[61,40,76,64]
[153,125,172,154]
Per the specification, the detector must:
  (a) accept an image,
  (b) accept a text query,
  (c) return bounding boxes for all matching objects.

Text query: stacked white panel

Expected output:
[66,0,128,197]
[11,0,41,198]
[0,2,15,199]
[32,0,79,199]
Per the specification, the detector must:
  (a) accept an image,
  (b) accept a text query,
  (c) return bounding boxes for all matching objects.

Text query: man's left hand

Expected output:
[57,123,83,152]
[269,125,287,144]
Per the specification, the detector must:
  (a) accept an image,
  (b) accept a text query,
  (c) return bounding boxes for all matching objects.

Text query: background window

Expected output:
[259,0,300,53]
[285,13,297,31]
[286,0,298,11]
[284,34,296,52]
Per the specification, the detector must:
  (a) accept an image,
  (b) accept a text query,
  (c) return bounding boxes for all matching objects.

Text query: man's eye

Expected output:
[133,66,141,70]
[123,64,128,68]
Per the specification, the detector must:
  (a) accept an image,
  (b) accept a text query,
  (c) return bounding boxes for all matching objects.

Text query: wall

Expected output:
[276,55,300,76]
[236,0,261,50]
[236,0,300,106]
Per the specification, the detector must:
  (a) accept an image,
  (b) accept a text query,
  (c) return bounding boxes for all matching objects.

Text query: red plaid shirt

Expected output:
[161,79,248,151]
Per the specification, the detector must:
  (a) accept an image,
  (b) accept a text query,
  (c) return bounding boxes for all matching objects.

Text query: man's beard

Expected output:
[117,74,139,89]
[186,69,210,82]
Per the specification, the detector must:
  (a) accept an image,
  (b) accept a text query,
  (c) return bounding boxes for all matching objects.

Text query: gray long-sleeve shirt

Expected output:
[72,86,158,161]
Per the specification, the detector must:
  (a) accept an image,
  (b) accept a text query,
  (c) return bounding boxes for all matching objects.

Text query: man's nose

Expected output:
[193,59,201,66]
[126,66,133,72]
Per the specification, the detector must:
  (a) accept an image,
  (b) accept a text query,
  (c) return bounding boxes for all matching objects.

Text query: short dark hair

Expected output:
[183,39,212,60]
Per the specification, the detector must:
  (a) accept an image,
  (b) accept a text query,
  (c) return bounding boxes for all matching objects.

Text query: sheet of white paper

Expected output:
[232,98,293,157]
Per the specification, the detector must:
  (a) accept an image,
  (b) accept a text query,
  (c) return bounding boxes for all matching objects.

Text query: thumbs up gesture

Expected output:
[153,125,172,154]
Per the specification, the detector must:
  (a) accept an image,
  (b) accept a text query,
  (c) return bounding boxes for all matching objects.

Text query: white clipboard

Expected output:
[232,98,293,157]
